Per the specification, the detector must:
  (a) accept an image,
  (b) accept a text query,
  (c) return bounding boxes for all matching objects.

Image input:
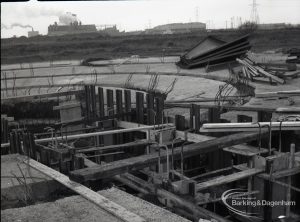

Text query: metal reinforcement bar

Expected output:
[0,123,173,148]
[164,103,277,112]
[0,71,228,83]
[69,130,269,182]
[19,156,145,222]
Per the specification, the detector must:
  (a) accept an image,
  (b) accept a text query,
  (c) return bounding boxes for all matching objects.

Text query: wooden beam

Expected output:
[77,139,153,153]
[18,156,145,222]
[81,157,229,222]
[236,164,300,180]
[223,145,268,156]
[176,130,268,156]
[121,121,270,157]
[69,130,269,182]
[195,168,263,192]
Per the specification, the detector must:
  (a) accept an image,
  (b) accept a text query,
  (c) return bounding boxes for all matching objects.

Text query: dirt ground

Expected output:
[1,187,190,222]
[1,53,299,120]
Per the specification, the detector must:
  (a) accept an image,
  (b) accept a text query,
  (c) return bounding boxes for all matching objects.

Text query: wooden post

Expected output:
[1,119,9,143]
[106,89,114,117]
[136,92,144,124]
[189,104,194,130]
[98,87,105,118]
[116,90,123,143]
[84,85,90,122]
[116,90,123,120]
[124,90,132,121]
[29,132,37,159]
[155,95,164,124]
[208,107,222,170]
[175,115,185,131]
[90,85,96,120]
[146,93,155,125]
[194,104,200,132]
[9,132,15,154]
[15,131,21,154]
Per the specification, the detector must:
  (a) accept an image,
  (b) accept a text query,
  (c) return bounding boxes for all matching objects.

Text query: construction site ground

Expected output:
[2,52,300,119]
[1,51,299,221]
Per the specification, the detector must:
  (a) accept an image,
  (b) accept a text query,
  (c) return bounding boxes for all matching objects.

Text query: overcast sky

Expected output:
[1,0,300,38]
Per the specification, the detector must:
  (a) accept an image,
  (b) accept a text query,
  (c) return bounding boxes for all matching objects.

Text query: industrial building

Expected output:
[98,25,122,36]
[145,22,206,35]
[28,29,39,38]
[48,21,97,36]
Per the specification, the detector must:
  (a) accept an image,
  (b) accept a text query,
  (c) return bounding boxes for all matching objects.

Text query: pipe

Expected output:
[1,123,173,148]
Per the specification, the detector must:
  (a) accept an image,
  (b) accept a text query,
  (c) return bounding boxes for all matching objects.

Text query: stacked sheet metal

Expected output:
[177,34,251,69]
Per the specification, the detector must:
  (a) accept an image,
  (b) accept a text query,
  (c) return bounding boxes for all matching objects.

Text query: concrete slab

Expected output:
[1,187,190,222]
[1,154,65,209]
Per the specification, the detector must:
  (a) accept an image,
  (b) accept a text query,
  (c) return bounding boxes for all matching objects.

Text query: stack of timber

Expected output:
[177,34,251,69]
[237,57,286,84]
[286,48,300,64]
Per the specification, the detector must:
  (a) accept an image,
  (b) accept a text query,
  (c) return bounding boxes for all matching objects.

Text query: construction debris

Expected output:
[177,34,251,69]
[237,57,286,84]
[286,48,300,64]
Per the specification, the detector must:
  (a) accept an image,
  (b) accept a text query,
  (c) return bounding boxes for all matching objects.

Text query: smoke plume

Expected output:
[10,23,33,29]
[59,12,78,25]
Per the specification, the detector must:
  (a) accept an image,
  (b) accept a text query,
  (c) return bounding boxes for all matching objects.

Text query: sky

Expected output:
[1,0,300,38]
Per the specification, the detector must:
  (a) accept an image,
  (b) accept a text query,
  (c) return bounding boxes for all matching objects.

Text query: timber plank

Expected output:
[19,156,145,222]
[195,168,263,191]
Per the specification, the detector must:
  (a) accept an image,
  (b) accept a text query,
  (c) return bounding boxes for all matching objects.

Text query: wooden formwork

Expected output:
[1,85,299,222]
